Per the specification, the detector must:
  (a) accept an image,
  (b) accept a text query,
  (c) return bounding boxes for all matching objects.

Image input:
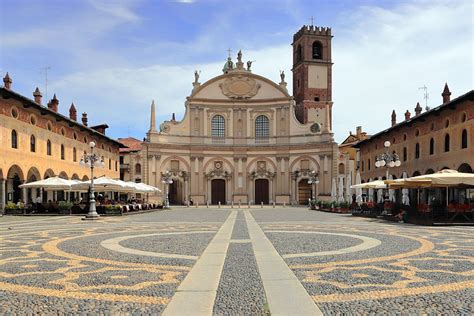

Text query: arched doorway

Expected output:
[7,165,24,203]
[211,179,226,205]
[298,179,312,204]
[426,169,435,174]
[458,163,473,173]
[255,179,269,205]
[26,167,41,204]
[169,179,183,205]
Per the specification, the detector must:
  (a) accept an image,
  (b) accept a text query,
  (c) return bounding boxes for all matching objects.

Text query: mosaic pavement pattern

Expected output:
[0,208,473,315]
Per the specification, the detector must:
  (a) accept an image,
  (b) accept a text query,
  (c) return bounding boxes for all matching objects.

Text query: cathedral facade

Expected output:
[143,25,338,205]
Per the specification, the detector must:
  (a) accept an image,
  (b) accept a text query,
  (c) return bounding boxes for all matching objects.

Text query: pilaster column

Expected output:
[269,178,274,204]
[249,178,253,204]
[1,179,5,212]
[22,182,27,203]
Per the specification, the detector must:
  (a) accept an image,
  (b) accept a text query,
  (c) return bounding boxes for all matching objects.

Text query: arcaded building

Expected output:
[142,25,338,205]
[0,74,122,210]
[356,84,473,184]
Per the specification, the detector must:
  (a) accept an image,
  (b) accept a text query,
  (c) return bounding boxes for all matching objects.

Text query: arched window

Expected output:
[211,115,225,139]
[461,129,468,149]
[312,41,323,59]
[109,159,111,170]
[429,138,434,155]
[338,163,345,174]
[255,115,269,142]
[135,163,141,174]
[361,161,365,172]
[368,159,371,171]
[61,144,65,160]
[11,130,18,149]
[47,140,52,156]
[415,143,420,159]
[444,134,450,152]
[296,44,303,62]
[115,161,118,171]
[73,147,77,162]
[30,135,36,152]
[403,147,407,161]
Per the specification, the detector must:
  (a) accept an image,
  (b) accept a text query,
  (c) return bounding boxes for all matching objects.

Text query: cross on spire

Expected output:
[227,48,232,58]
[310,16,314,26]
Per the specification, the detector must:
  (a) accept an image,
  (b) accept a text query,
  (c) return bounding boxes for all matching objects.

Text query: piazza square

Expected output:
[0,0,473,315]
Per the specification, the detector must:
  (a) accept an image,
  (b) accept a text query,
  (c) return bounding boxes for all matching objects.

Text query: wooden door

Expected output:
[298,180,312,204]
[211,179,226,205]
[255,179,269,205]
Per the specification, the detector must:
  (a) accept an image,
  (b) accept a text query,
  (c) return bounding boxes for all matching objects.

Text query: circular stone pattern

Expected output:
[266,231,382,258]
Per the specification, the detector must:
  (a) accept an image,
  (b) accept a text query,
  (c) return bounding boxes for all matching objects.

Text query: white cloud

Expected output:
[175,0,195,3]
[30,0,474,142]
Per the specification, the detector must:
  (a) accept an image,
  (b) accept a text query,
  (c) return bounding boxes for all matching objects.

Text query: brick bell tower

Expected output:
[292,25,333,131]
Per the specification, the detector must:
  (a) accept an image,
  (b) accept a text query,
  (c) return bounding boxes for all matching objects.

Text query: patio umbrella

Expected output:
[402,172,410,205]
[388,174,396,202]
[338,177,345,203]
[355,171,363,203]
[351,180,387,189]
[331,178,337,202]
[403,169,474,187]
[72,176,126,191]
[19,176,77,191]
[345,173,352,203]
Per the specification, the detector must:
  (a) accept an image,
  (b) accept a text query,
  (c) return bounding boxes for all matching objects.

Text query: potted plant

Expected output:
[58,201,73,215]
[308,199,319,210]
[104,204,122,215]
[5,202,24,215]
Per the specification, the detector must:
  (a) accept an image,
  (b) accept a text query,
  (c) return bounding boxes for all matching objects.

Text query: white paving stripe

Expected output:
[244,211,323,316]
[162,210,237,316]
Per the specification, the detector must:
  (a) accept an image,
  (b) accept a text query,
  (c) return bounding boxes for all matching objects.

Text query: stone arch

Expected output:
[44,169,55,179]
[289,155,320,173]
[425,168,435,175]
[26,167,41,182]
[246,156,277,173]
[71,173,80,180]
[8,165,25,181]
[82,175,89,181]
[412,171,421,177]
[203,156,234,174]
[6,165,24,203]
[458,163,473,173]
[160,155,191,173]
[58,171,68,179]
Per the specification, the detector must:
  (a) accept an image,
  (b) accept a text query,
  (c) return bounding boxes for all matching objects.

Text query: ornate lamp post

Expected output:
[80,141,104,219]
[375,141,401,180]
[161,170,173,209]
[307,170,320,204]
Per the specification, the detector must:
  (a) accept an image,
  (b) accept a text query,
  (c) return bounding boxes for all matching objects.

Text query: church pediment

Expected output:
[219,74,261,99]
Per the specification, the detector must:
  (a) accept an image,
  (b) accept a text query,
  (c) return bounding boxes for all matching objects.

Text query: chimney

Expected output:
[91,124,108,135]
[404,110,411,121]
[171,113,176,121]
[3,73,12,90]
[391,110,396,127]
[48,94,59,112]
[69,102,77,121]
[33,87,42,104]
[356,126,362,136]
[414,102,422,116]
[82,112,88,126]
[442,83,451,104]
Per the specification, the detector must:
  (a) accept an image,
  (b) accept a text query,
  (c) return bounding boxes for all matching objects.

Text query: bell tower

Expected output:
[292,25,333,131]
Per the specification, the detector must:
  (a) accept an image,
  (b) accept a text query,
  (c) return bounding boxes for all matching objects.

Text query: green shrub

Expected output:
[58,201,74,211]
[5,202,19,210]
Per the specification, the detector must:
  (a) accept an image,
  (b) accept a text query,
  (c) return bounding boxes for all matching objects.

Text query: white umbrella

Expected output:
[351,180,387,189]
[115,180,139,192]
[331,178,337,202]
[72,176,126,191]
[377,177,384,203]
[402,172,410,205]
[345,174,352,203]
[368,178,374,202]
[19,176,78,191]
[355,172,363,203]
[338,177,345,203]
[388,174,396,202]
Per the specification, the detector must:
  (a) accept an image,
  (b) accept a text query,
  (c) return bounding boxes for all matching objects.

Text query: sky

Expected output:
[0,0,472,143]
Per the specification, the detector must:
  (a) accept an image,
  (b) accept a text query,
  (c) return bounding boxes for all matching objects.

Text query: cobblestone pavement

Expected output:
[0,208,473,315]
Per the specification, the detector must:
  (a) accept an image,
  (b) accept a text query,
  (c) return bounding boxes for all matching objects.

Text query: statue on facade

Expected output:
[194,70,200,84]
[247,60,253,71]
[280,70,285,83]
[237,50,242,63]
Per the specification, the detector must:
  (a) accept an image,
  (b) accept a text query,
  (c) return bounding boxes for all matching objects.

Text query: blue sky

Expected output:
[1,0,472,142]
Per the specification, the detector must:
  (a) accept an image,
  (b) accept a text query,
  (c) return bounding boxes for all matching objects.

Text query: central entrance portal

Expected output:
[169,180,183,205]
[298,180,312,205]
[211,179,226,205]
[254,179,269,204]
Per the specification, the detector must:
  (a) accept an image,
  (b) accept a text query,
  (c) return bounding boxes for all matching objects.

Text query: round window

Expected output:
[11,107,19,119]
[310,123,320,133]
[30,115,37,125]
[47,122,53,131]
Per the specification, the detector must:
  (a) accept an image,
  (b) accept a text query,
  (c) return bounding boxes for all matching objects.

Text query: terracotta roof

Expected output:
[118,137,142,153]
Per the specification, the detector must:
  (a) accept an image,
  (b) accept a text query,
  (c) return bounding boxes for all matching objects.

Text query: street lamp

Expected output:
[161,170,173,209]
[307,170,320,202]
[375,141,401,180]
[80,141,104,219]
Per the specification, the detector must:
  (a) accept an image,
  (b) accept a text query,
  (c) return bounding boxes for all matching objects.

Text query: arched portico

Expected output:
[26,167,41,204]
[6,165,24,204]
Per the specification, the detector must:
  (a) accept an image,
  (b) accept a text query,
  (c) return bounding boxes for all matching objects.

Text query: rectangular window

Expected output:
[171,160,179,171]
